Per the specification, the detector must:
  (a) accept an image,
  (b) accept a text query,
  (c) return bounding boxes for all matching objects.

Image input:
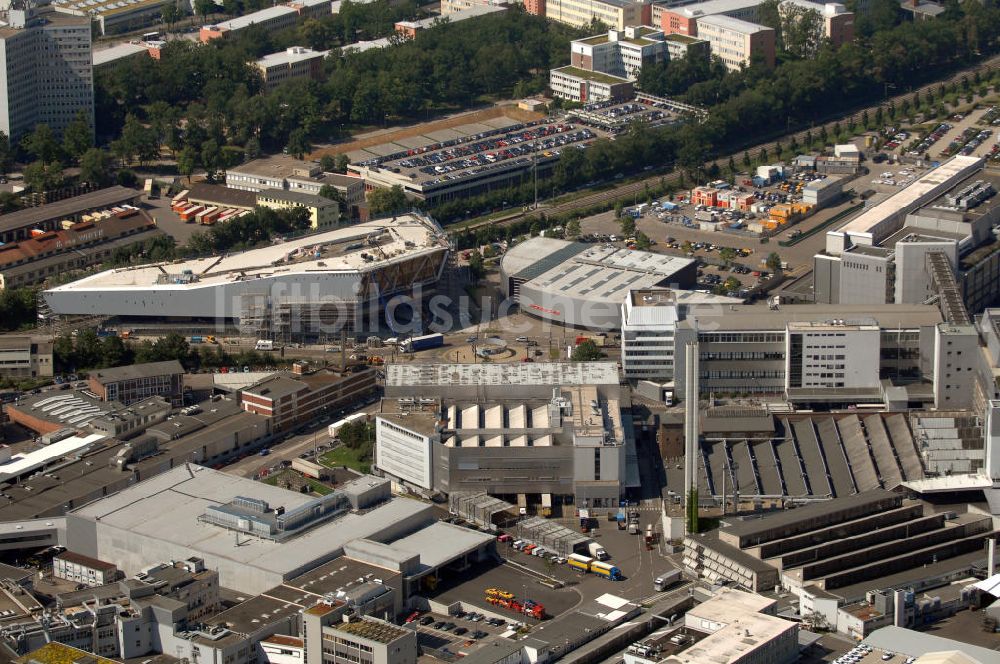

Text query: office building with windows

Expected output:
[0,5,93,142]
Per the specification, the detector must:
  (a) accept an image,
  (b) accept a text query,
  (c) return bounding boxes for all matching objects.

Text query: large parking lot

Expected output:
[566,94,697,135]
[349,119,600,191]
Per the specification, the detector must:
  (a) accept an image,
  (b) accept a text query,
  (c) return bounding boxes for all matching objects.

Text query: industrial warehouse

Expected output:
[64,466,495,594]
[684,490,996,638]
[41,214,450,339]
[500,237,700,329]
[662,407,926,505]
[377,362,637,510]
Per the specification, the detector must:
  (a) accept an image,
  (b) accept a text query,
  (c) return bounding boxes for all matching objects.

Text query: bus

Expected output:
[566,553,593,573]
[590,561,623,581]
[142,31,160,41]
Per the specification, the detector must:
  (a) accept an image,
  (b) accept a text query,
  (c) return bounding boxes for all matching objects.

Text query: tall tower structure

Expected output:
[684,342,699,533]
[0,3,93,142]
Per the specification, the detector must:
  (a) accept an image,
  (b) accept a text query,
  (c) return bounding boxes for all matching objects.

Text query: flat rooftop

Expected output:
[382,521,494,572]
[834,156,983,238]
[0,433,107,483]
[91,360,182,383]
[208,593,304,634]
[255,46,328,68]
[385,362,620,387]
[348,120,596,195]
[48,215,447,293]
[667,0,760,18]
[71,465,434,580]
[209,4,296,30]
[92,42,149,66]
[695,13,773,33]
[680,303,944,330]
[282,556,401,599]
[863,625,1000,663]
[330,618,411,644]
[504,237,696,304]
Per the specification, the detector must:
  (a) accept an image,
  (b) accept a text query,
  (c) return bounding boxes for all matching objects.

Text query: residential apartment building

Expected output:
[620,289,677,382]
[257,189,339,228]
[87,360,184,406]
[549,66,634,103]
[528,0,652,30]
[0,6,93,142]
[239,367,376,432]
[52,551,118,587]
[695,14,775,70]
[0,336,53,379]
[254,46,328,92]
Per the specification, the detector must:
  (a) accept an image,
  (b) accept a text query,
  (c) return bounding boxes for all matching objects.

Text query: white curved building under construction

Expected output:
[42,214,450,339]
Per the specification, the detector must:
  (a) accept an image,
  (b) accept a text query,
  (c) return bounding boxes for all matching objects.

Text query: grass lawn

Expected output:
[318,444,372,474]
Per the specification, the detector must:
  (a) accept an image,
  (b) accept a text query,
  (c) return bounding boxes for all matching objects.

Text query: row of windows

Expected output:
[700,370,785,379]
[700,332,785,343]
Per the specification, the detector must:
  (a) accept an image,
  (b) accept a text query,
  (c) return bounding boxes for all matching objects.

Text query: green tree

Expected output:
[368,185,407,215]
[62,111,93,161]
[0,132,12,174]
[335,154,350,173]
[23,160,65,193]
[286,129,311,159]
[177,146,198,181]
[565,218,581,238]
[571,339,603,362]
[766,252,782,272]
[21,124,61,162]
[194,0,215,19]
[319,154,337,172]
[467,250,485,282]
[74,329,103,369]
[619,215,636,236]
[161,2,182,27]
[100,336,130,367]
[635,230,652,250]
[719,247,737,264]
[79,148,114,186]
[614,201,624,219]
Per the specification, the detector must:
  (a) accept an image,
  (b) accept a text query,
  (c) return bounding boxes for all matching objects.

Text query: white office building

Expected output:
[620,289,678,382]
[0,6,93,142]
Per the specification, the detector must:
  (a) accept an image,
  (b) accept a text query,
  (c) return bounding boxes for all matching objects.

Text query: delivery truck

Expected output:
[399,333,444,353]
[653,569,681,591]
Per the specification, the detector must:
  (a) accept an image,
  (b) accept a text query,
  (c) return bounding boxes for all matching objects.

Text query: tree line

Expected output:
[52,331,283,374]
[93,5,581,180]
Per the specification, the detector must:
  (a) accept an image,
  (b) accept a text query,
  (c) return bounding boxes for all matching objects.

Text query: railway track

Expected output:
[454,55,1000,235]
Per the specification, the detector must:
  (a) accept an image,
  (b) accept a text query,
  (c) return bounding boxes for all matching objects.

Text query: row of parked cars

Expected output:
[509,538,567,564]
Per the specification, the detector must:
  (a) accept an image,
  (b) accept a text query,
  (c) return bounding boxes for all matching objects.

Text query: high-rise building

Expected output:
[0,5,93,143]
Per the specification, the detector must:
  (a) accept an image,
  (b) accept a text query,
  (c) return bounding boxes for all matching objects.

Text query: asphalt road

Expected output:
[221,401,379,478]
